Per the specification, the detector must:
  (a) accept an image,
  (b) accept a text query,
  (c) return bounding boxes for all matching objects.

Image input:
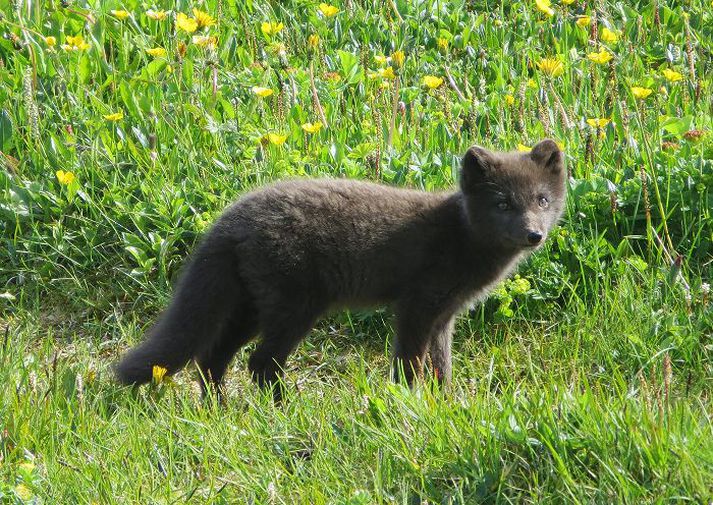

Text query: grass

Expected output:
[1,0,712,502]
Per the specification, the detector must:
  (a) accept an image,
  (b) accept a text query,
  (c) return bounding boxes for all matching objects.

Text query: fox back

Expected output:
[116,139,566,398]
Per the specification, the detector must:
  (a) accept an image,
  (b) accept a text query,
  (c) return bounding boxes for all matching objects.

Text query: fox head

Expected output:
[460,139,567,251]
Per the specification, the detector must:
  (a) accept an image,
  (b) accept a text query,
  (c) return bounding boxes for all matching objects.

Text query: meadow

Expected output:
[1,0,712,502]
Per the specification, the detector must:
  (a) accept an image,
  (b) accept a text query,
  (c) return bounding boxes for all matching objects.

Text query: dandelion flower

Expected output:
[561,0,575,4]
[422,75,444,89]
[44,36,57,47]
[152,365,168,384]
[586,118,611,128]
[111,10,130,20]
[576,16,590,27]
[261,22,284,36]
[601,27,619,43]
[587,49,613,65]
[378,67,396,79]
[662,69,683,82]
[192,35,217,48]
[308,34,320,49]
[631,86,652,99]
[437,38,449,51]
[146,47,167,57]
[527,78,537,89]
[301,122,323,134]
[517,144,532,152]
[176,13,198,33]
[146,9,167,21]
[374,55,388,65]
[391,50,405,68]
[251,86,274,97]
[192,8,216,28]
[267,133,287,145]
[537,57,564,77]
[319,3,339,17]
[56,170,76,185]
[103,111,124,121]
[505,94,515,106]
[63,34,90,51]
[535,0,554,17]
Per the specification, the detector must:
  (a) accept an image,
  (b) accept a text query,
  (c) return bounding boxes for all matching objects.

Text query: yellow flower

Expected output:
[44,36,57,47]
[662,68,683,82]
[192,8,216,28]
[111,10,130,20]
[176,13,198,33]
[301,121,323,134]
[319,3,339,17]
[631,86,652,99]
[437,37,449,51]
[379,67,396,79]
[192,35,217,48]
[63,34,90,51]
[374,55,388,65]
[517,144,532,152]
[537,57,564,77]
[422,75,444,89]
[576,16,591,27]
[527,78,537,89]
[267,133,287,145]
[562,0,575,4]
[152,365,168,384]
[261,22,284,36]
[505,94,515,106]
[587,49,613,65]
[535,0,554,17]
[601,27,619,43]
[308,34,320,49]
[586,118,611,128]
[103,111,124,121]
[146,9,167,21]
[146,47,167,57]
[251,86,274,97]
[56,170,76,185]
[14,484,33,501]
[391,50,405,69]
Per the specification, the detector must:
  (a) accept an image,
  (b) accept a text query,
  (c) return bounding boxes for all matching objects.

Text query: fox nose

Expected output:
[527,231,543,245]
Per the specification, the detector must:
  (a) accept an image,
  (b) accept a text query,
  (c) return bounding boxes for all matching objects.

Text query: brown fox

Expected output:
[116,139,566,398]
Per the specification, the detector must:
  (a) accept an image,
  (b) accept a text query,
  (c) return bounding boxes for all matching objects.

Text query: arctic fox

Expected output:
[116,139,566,397]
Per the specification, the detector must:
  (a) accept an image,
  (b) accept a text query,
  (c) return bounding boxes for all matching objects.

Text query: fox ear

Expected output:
[530,139,564,174]
[461,146,497,191]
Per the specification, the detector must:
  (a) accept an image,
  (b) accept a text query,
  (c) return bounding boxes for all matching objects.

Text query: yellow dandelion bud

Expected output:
[535,0,554,17]
[267,133,287,145]
[56,170,76,185]
[662,68,683,82]
[319,3,339,17]
[146,47,167,57]
[308,34,320,49]
[517,144,532,152]
[111,10,130,21]
[505,94,515,106]
[437,38,449,51]
[261,22,284,36]
[537,57,564,77]
[587,49,613,65]
[192,35,218,48]
[301,122,323,134]
[146,9,167,21]
[391,50,405,69]
[176,13,198,33]
[152,365,168,384]
[251,86,274,97]
[422,75,444,89]
[103,111,124,121]
[379,67,396,79]
[631,86,652,99]
[192,8,216,28]
[44,36,57,47]
[586,118,611,128]
[601,27,619,43]
[576,16,591,27]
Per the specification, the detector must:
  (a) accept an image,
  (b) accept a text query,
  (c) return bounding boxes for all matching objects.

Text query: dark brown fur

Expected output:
[116,140,566,398]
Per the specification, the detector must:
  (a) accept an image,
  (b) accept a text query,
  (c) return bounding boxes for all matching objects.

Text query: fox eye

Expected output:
[538,196,549,208]
[497,201,511,211]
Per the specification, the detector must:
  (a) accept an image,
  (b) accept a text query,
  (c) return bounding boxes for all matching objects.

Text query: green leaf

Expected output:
[0,109,12,152]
